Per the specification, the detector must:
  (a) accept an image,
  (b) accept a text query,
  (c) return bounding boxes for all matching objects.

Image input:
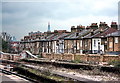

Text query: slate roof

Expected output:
[82,28,101,39]
[82,33,93,39]
[106,30,120,37]
[82,28,118,39]
[77,29,91,39]
[64,29,91,40]
[40,34,55,41]
[52,33,69,40]
[93,28,117,38]
[39,33,70,41]
[87,28,117,38]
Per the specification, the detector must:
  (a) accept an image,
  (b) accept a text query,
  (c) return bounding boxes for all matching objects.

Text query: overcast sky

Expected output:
[1,0,120,40]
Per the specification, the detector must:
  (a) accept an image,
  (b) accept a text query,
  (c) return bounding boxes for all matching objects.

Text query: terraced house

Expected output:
[19,31,47,55]
[81,22,118,54]
[107,30,120,52]
[19,22,120,56]
[64,28,91,54]
[51,31,70,54]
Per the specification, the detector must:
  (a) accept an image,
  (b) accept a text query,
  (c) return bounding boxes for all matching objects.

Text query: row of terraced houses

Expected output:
[19,22,120,56]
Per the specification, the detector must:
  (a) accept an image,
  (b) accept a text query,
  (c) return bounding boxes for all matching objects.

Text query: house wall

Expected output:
[114,37,120,51]
[19,42,24,52]
[31,42,35,54]
[107,37,114,51]
[83,39,91,54]
[64,40,68,53]
[65,39,81,54]
[68,40,74,53]
[39,42,42,54]
[73,40,77,53]
[41,42,47,53]
[107,37,120,52]
[34,41,40,55]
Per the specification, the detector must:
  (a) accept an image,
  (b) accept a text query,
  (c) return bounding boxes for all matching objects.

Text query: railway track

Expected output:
[22,64,97,83]
[1,59,120,82]
[21,59,120,74]
[0,68,38,83]
[1,60,96,82]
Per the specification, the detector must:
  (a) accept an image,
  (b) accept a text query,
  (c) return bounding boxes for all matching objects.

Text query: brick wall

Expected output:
[42,53,120,62]
[87,54,101,62]
[74,54,87,62]
[62,53,74,61]
[54,53,62,60]
[0,53,21,61]
[13,55,21,61]
[41,52,46,58]
[0,54,10,60]
[102,55,120,62]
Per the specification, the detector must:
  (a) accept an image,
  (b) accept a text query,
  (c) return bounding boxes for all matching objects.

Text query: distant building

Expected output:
[47,22,51,32]
[1,32,12,42]
[46,22,52,36]
[11,36,17,41]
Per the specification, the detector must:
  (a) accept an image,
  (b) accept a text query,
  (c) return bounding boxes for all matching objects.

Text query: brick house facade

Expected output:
[19,22,120,56]
[107,30,120,52]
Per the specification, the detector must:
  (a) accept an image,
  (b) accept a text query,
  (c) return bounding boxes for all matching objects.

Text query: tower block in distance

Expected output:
[47,22,51,36]
[47,22,51,32]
